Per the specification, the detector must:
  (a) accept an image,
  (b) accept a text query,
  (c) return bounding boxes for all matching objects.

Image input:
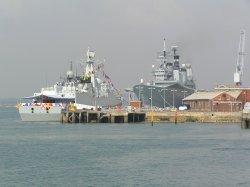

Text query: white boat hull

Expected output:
[19,105,62,122]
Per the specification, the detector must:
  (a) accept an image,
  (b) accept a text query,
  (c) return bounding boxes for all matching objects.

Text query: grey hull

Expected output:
[19,106,62,122]
[133,83,195,108]
[75,92,122,107]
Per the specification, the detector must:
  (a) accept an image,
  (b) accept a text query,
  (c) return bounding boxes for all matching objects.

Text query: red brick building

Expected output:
[183,89,250,112]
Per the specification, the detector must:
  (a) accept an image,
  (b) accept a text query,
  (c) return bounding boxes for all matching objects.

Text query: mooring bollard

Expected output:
[151,111,154,126]
[175,111,177,124]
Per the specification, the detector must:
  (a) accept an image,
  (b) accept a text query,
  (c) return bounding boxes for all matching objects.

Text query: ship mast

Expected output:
[70,61,73,71]
[234,30,245,86]
[163,38,166,64]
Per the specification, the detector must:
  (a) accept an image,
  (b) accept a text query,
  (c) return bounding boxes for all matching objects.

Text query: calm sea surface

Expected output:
[1,101,250,187]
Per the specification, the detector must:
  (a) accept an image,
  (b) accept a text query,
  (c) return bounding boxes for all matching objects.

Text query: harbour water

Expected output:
[1,102,250,186]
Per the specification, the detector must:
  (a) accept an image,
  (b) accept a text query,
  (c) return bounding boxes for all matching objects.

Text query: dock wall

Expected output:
[61,110,146,124]
[61,110,242,124]
[145,111,242,123]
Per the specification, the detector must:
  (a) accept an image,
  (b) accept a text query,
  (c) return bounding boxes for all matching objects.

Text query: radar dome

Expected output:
[66,70,74,79]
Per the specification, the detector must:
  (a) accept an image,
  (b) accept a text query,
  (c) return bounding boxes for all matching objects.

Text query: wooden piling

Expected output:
[124,115,128,123]
[79,112,81,124]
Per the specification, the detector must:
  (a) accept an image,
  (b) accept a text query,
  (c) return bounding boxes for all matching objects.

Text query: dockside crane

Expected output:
[234,30,245,86]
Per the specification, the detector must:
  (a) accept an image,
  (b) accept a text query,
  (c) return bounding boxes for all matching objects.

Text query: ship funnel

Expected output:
[172,46,179,70]
[186,64,193,80]
[140,79,144,84]
[180,64,187,83]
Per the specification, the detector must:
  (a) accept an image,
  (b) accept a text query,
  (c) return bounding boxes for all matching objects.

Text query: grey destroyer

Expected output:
[133,39,196,109]
[75,49,122,109]
[17,49,122,122]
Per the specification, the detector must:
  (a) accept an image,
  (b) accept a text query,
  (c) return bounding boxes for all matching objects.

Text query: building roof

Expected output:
[183,91,221,101]
[226,90,242,98]
[183,90,242,101]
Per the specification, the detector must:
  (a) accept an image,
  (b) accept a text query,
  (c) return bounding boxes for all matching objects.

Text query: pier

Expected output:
[61,110,243,124]
[241,110,250,128]
[61,110,146,124]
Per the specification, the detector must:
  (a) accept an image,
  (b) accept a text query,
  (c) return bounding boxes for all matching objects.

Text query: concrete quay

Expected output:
[61,109,242,124]
[61,109,146,123]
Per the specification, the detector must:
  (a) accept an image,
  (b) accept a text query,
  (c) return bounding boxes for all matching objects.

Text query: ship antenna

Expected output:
[163,38,166,58]
[70,61,73,71]
[163,38,167,65]
[75,64,78,77]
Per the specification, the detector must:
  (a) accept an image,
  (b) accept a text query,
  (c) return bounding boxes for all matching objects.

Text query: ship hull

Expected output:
[133,83,195,108]
[19,106,62,122]
[75,91,122,108]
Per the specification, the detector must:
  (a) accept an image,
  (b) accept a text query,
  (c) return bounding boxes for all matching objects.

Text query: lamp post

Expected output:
[160,88,168,108]
[135,86,141,101]
[245,91,247,103]
[135,86,143,110]
[124,88,134,106]
[171,89,177,108]
[181,90,187,105]
[148,87,156,110]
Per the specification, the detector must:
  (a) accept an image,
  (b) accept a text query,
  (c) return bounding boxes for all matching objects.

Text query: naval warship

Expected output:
[17,49,122,122]
[133,39,196,109]
[75,49,122,109]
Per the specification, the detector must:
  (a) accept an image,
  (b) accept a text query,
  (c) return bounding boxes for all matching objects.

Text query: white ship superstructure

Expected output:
[17,65,76,122]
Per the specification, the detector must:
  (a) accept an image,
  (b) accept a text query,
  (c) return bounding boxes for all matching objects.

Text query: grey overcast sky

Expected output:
[1,0,250,98]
